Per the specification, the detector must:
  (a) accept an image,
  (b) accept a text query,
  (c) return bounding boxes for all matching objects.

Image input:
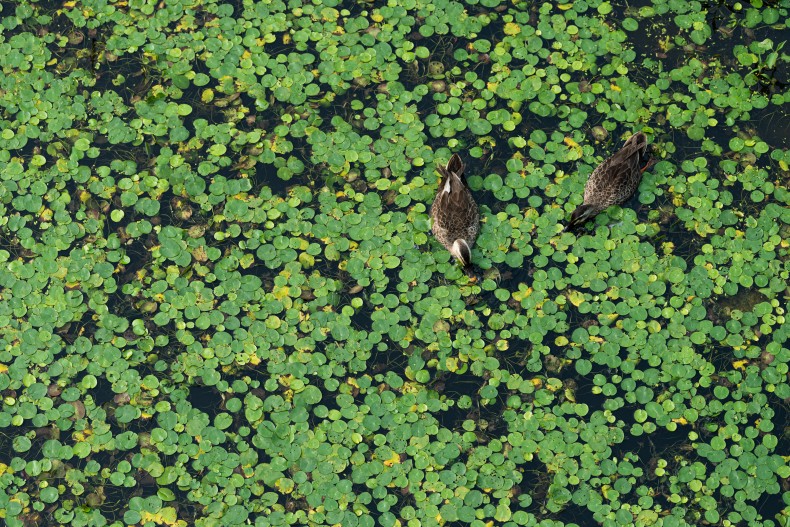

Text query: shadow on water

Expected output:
[188,384,224,417]
[251,156,292,197]
[433,369,489,431]
[753,104,790,150]
[641,194,706,265]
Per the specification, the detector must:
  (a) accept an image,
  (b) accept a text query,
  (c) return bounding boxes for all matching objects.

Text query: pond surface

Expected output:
[0,0,788,526]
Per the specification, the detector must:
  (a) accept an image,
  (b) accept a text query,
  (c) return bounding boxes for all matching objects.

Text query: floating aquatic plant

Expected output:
[0,0,787,526]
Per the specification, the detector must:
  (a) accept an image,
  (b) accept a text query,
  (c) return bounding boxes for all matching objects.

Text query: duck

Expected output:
[430,153,480,277]
[564,132,651,232]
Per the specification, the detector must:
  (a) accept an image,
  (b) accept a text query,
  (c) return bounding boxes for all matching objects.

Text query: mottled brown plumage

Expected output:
[430,154,480,275]
[565,132,651,232]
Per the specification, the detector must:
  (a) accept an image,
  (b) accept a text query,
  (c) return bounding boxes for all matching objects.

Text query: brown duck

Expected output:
[431,154,480,276]
[565,132,651,232]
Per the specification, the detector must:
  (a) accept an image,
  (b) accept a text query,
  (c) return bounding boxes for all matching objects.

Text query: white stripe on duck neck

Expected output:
[451,239,470,265]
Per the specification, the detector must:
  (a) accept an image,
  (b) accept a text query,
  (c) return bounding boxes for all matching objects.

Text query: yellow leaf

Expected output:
[140,506,180,526]
[672,417,688,425]
[504,22,521,36]
[609,83,621,92]
[273,285,290,300]
[383,452,401,467]
[445,357,459,372]
[732,359,748,370]
[275,477,295,493]
[568,290,585,307]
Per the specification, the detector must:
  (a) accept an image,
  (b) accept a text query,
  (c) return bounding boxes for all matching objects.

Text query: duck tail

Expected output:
[631,132,652,169]
[437,154,467,194]
[446,153,465,178]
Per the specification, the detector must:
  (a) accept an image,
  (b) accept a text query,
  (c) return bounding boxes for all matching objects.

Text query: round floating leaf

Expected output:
[469,119,493,135]
[622,18,639,31]
[40,486,59,504]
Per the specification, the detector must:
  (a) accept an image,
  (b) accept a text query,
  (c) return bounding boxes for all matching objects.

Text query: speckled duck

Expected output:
[430,154,480,276]
[565,132,651,232]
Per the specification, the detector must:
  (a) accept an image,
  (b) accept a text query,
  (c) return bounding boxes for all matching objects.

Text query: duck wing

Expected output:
[432,154,477,233]
[585,133,648,204]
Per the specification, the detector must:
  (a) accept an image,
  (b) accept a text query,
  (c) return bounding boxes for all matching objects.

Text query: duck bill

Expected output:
[451,239,472,267]
[563,205,595,232]
[640,156,657,174]
[462,263,480,282]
